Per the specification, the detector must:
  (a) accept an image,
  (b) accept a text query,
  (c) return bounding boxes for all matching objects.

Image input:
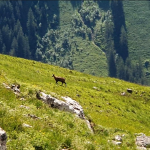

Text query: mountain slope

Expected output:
[123,1,150,62]
[1,54,150,149]
[123,1,150,82]
[1,1,150,85]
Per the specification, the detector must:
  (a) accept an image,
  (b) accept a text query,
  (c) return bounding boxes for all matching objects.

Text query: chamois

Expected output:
[52,74,66,86]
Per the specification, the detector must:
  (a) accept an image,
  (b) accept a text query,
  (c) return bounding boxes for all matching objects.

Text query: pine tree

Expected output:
[17,26,25,57]
[120,25,128,61]
[23,35,30,59]
[27,8,37,59]
[10,37,18,56]
[14,20,22,37]
[116,56,125,80]
[108,50,116,77]
[2,25,12,53]
[2,44,6,54]
[0,30,3,53]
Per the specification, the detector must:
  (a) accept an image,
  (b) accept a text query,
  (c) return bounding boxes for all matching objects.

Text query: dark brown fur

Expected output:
[52,74,66,85]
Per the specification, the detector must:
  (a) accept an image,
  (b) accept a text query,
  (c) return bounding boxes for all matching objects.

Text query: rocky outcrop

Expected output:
[36,91,85,119]
[36,91,93,133]
[3,83,20,95]
[0,127,7,150]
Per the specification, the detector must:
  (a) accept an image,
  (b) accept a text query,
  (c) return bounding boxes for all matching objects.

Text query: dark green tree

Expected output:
[120,25,128,61]
[116,56,125,80]
[27,8,37,59]
[17,26,29,58]
[108,50,116,77]
[9,37,18,56]
[0,30,3,53]
[2,25,12,53]
[2,44,6,54]
[23,35,30,59]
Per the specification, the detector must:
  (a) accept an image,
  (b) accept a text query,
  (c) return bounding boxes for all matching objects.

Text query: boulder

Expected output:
[36,91,94,133]
[37,91,85,119]
[136,133,150,148]
[127,88,132,93]
[0,127,7,150]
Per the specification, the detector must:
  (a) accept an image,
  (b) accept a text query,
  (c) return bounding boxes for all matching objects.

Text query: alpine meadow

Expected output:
[0,1,150,150]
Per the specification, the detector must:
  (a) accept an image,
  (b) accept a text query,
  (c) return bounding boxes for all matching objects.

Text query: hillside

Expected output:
[123,1,150,78]
[123,1,150,63]
[1,1,150,85]
[1,54,150,149]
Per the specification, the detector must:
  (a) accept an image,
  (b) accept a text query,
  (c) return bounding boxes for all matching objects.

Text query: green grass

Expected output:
[72,37,108,77]
[1,54,150,149]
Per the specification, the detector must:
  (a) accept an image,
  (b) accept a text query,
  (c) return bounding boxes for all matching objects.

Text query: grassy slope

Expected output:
[123,1,150,63]
[1,54,150,149]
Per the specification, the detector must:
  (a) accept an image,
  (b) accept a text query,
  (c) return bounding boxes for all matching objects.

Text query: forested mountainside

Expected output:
[0,0,149,85]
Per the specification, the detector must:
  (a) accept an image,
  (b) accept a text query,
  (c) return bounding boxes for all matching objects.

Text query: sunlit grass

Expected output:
[0,54,150,149]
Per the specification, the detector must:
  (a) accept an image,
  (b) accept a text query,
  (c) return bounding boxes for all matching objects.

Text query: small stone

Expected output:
[112,140,122,145]
[20,98,26,101]
[20,105,30,109]
[127,88,132,93]
[22,123,32,128]
[121,92,126,96]
[115,135,122,141]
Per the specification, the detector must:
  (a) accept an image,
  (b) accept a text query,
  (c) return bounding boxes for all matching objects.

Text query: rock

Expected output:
[115,135,122,141]
[20,105,30,109]
[37,91,85,119]
[121,92,126,96]
[127,88,132,93]
[22,123,32,128]
[93,87,100,91]
[112,135,123,146]
[93,87,98,90]
[20,98,26,101]
[112,140,122,145]
[136,133,150,148]
[2,83,10,89]
[62,96,85,119]
[3,83,20,95]
[11,84,20,94]
[137,146,147,150]
[36,91,94,133]
[27,114,40,119]
[0,127,7,150]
